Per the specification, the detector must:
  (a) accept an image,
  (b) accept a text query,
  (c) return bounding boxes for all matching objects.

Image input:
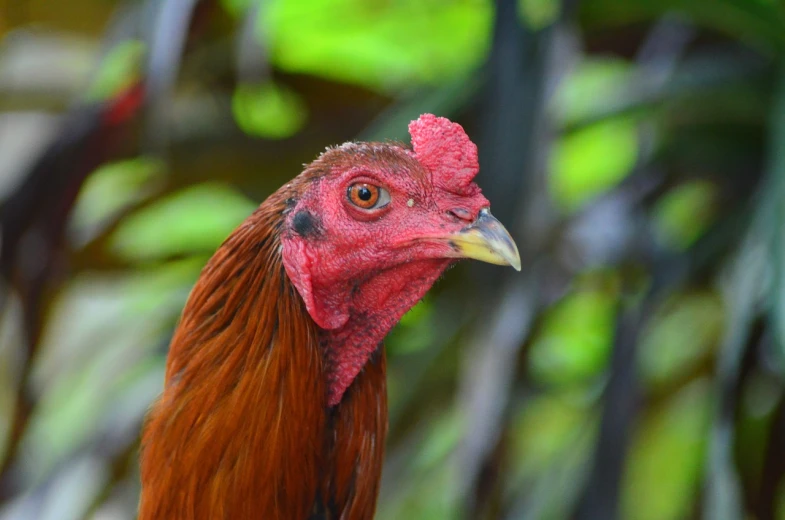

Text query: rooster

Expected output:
[138,114,520,519]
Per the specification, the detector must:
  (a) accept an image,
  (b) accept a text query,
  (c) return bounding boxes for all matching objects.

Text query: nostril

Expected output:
[447,208,473,222]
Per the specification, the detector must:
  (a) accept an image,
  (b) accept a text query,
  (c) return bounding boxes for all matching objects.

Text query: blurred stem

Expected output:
[759,395,785,520]
[701,140,781,520]
[573,290,646,520]
[84,433,142,518]
[702,254,757,520]
[573,16,695,520]
[758,60,785,519]
[766,63,785,374]
[453,0,558,514]
[144,0,201,151]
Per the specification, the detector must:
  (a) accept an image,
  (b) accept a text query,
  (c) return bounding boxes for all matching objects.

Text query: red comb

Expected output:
[408,114,479,195]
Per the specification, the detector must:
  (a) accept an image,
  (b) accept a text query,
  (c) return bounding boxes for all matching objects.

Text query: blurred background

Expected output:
[0,0,783,519]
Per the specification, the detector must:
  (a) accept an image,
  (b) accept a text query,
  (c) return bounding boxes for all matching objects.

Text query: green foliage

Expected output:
[25,263,194,486]
[414,408,465,471]
[622,380,711,520]
[518,0,560,30]
[554,59,632,126]
[510,394,590,478]
[221,0,253,17]
[581,0,785,52]
[549,118,639,212]
[376,410,464,520]
[109,183,258,262]
[86,40,145,102]
[71,157,164,240]
[735,373,780,492]
[232,82,308,139]
[387,300,436,355]
[6,0,785,517]
[379,463,460,520]
[529,274,619,386]
[261,0,493,92]
[653,180,719,250]
[639,292,724,388]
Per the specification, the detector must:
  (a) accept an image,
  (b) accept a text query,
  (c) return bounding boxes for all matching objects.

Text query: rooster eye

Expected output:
[347,183,391,210]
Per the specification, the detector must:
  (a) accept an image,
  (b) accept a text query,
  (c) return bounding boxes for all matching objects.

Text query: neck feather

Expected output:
[140,187,393,517]
[140,197,327,518]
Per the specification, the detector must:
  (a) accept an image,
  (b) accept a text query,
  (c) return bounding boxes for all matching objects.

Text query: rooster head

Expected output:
[280,114,520,404]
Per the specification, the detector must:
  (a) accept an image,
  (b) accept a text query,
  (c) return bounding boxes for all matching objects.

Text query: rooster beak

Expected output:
[447,209,521,271]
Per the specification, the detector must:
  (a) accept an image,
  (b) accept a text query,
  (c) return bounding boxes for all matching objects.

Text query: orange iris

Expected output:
[348,183,380,209]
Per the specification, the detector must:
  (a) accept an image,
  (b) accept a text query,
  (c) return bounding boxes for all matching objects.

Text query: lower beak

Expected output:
[433,209,521,271]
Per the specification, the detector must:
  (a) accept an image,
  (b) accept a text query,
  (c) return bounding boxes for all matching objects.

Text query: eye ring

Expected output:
[347,183,391,210]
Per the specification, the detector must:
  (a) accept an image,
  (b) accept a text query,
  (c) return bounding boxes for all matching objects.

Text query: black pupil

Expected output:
[357,186,373,201]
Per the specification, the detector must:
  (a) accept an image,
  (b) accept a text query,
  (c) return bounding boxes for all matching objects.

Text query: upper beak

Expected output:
[436,208,521,271]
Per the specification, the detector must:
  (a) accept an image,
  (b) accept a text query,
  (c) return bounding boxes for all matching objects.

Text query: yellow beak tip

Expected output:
[499,245,521,272]
[446,209,522,272]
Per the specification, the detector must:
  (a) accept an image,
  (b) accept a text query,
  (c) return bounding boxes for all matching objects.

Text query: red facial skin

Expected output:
[281,115,489,406]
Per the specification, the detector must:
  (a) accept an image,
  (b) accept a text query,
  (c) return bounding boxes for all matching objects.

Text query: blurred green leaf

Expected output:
[505,393,595,519]
[518,0,560,30]
[378,462,459,520]
[232,82,308,139]
[414,409,464,471]
[71,157,164,242]
[529,276,619,385]
[622,380,711,520]
[221,0,254,17]
[123,258,203,314]
[86,40,145,102]
[653,180,719,250]
[262,0,493,92]
[639,292,724,388]
[549,117,639,212]
[510,394,589,478]
[25,264,195,482]
[378,409,463,520]
[387,300,436,356]
[109,183,257,262]
[28,366,104,476]
[554,59,632,126]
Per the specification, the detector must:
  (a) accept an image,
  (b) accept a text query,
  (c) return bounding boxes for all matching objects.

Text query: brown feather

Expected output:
[139,182,387,519]
[322,350,387,519]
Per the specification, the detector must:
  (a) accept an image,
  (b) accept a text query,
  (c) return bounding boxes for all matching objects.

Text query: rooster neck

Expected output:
[319,258,451,406]
[139,192,388,519]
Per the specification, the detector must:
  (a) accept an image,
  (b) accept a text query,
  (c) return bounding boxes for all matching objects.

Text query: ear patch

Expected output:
[292,210,320,237]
